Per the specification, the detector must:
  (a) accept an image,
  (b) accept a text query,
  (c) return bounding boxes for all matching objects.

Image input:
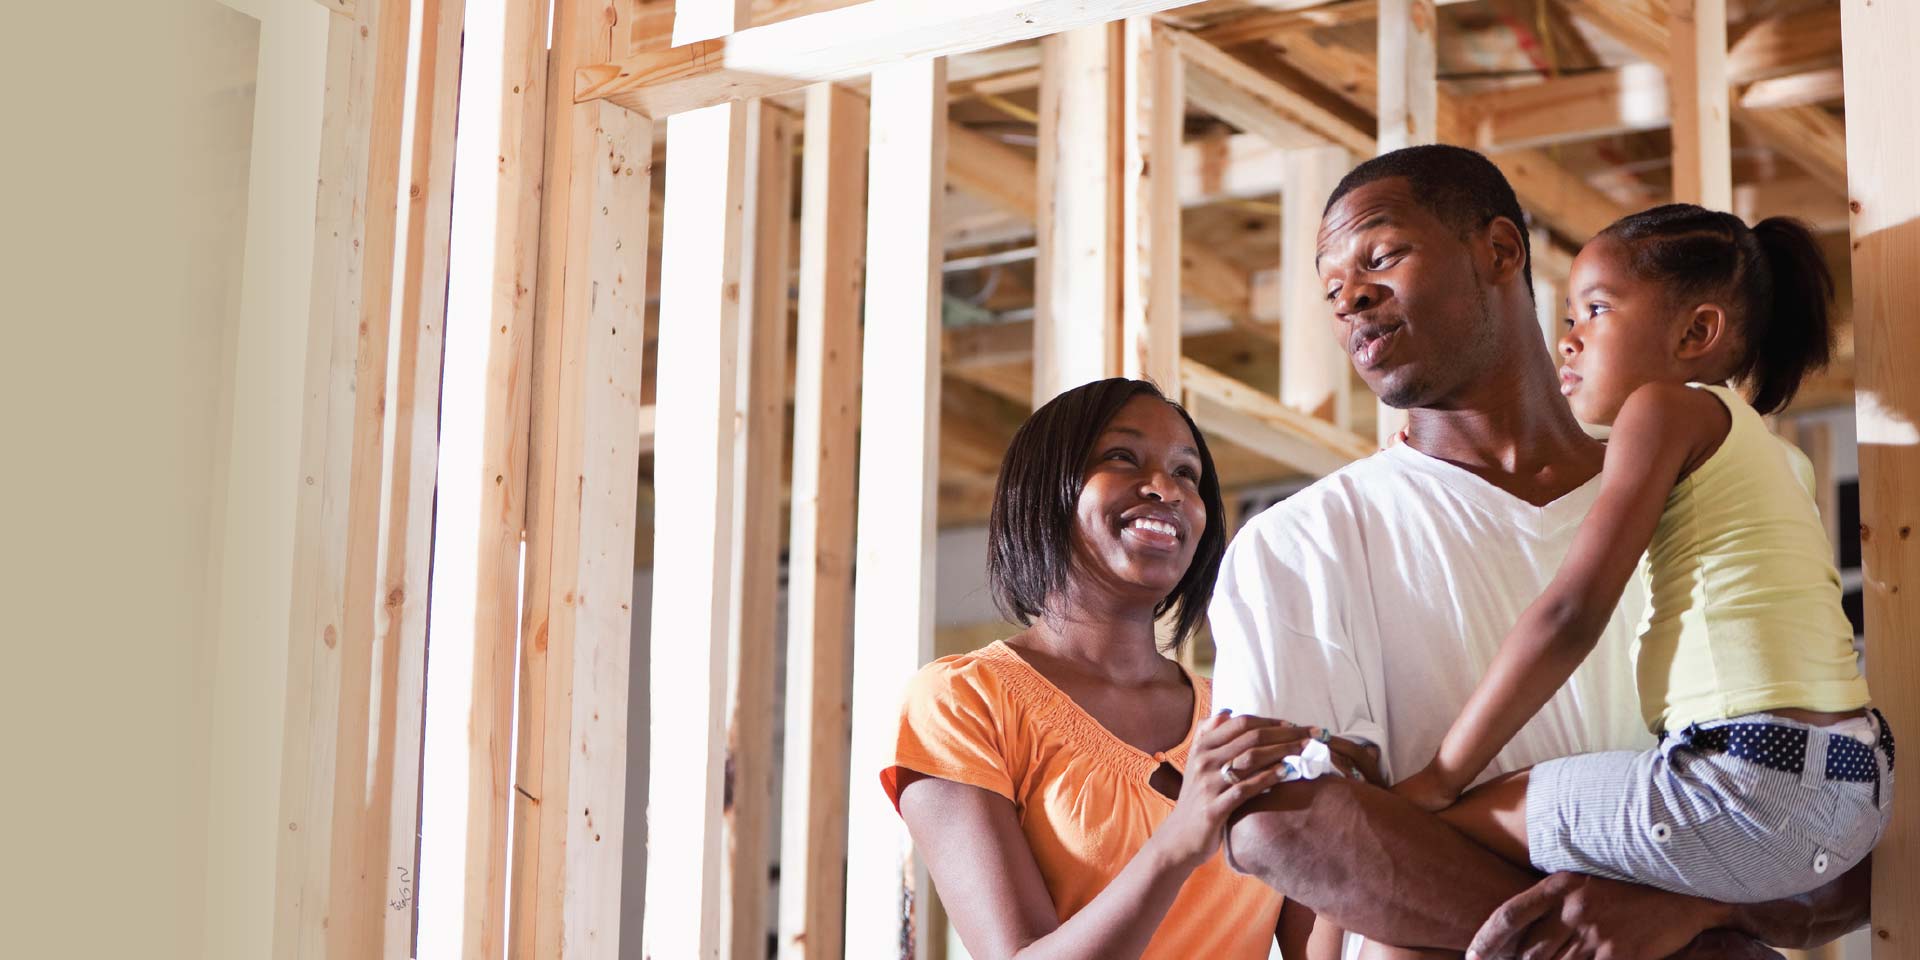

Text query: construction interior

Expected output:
[184,0,1918,957]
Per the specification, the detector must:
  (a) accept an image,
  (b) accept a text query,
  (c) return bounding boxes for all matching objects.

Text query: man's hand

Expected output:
[1467,872,1735,960]
[1389,764,1461,813]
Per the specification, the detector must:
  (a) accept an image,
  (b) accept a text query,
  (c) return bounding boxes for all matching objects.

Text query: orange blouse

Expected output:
[881,641,1285,959]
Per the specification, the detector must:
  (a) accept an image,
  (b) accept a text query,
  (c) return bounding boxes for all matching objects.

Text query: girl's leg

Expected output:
[1434,769,1532,870]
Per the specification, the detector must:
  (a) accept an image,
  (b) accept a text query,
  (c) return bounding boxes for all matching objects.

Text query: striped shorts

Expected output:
[1525,710,1895,903]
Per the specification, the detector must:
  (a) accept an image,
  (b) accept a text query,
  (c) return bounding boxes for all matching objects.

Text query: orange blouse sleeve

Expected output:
[880,654,1017,812]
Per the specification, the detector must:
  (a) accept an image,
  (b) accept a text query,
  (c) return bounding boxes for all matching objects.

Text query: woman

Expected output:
[880,378,1356,959]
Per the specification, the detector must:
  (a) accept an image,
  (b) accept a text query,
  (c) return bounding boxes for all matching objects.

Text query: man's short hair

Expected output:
[1323,144,1534,294]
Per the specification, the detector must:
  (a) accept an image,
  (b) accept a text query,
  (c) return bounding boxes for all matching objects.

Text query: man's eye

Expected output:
[1324,286,1341,303]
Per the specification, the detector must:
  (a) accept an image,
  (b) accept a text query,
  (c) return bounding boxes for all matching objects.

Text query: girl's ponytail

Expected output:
[1745,216,1835,415]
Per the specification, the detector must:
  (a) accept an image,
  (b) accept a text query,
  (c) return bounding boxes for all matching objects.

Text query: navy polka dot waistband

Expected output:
[1673,708,1894,784]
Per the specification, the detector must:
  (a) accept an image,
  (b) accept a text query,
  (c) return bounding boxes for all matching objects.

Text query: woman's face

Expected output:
[1069,396,1209,605]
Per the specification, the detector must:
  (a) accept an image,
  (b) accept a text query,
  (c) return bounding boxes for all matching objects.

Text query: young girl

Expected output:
[1391,204,1894,905]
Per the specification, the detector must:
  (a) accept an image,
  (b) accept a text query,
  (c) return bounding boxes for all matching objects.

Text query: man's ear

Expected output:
[1482,216,1528,286]
[1676,302,1731,362]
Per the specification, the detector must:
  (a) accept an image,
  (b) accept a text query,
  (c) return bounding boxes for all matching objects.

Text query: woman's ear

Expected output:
[1676,302,1731,363]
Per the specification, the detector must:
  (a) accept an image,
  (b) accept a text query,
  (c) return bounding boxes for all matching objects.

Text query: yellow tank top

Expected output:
[1633,383,1869,733]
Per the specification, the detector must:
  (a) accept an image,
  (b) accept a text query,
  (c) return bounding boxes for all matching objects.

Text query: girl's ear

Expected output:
[1676,301,1731,363]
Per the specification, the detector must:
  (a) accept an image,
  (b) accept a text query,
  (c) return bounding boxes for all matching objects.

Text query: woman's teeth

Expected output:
[1128,517,1178,538]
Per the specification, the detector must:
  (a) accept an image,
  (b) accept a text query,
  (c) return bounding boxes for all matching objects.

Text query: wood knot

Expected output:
[386,586,405,608]
[1900,525,1912,540]
[1850,200,1863,214]
[323,625,338,649]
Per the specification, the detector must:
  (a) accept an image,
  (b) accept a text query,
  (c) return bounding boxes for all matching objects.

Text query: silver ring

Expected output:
[1312,728,1332,744]
[1220,762,1241,785]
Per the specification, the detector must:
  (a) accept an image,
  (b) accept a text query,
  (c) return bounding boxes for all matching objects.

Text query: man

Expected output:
[1208,145,1869,958]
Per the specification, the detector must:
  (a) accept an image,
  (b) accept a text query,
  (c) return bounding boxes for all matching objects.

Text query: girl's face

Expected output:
[1558,236,1694,425]
[1069,396,1209,606]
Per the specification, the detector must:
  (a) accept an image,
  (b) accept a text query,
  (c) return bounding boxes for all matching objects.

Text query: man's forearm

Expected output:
[1225,776,1536,949]
[1723,858,1873,948]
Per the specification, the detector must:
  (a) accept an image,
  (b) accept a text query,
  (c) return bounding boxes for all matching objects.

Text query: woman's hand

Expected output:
[1391,763,1463,813]
[1152,712,1322,871]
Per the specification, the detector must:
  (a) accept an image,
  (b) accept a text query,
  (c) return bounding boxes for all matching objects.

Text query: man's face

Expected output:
[1315,178,1503,409]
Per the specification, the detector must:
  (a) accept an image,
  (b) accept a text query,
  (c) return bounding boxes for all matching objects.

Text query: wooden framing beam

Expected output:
[778,81,868,960]
[1169,28,1374,155]
[1280,144,1353,427]
[1464,64,1670,151]
[1670,0,1732,208]
[1181,359,1374,477]
[721,99,795,960]
[1735,103,1849,194]
[1123,19,1185,393]
[1727,4,1841,87]
[1839,0,1920,948]
[574,0,1213,117]
[637,52,751,960]
[432,0,552,952]
[1732,176,1849,233]
[844,57,946,960]
[1738,67,1844,111]
[514,0,655,953]
[944,115,1265,340]
[1377,0,1437,153]
[1034,23,1124,402]
[273,0,453,953]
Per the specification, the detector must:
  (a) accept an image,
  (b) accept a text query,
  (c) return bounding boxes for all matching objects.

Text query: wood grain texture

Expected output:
[1034,23,1124,403]
[1838,1,1920,952]
[1122,19,1185,396]
[513,2,656,958]
[778,82,868,960]
[1669,0,1732,209]
[721,99,795,960]
[844,57,947,960]
[575,0,1212,117]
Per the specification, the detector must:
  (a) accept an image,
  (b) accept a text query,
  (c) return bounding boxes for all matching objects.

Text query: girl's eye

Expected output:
[1587,302,1609,317]
[1562,316,1575,331]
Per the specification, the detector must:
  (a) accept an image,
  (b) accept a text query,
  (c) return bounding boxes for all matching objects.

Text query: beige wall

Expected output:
[198,1,329,957]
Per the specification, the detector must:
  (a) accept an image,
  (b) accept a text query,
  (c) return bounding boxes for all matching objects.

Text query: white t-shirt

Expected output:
[1209,443,1649,786]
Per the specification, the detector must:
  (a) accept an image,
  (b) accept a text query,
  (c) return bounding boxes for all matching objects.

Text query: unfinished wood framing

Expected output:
[778,81,869,960]
[638,101,751,960]
[721,100,796,960]
[1280,145,1352,428]
[1034,24,1124,402]
[574,0,1215,117]
[1376,0,1436,153]
[1839,0,1919,950]
[1182,359,1374,477]
[439,0,553,953]
[513,2,655,958]
[273,0,454,953]
[844,57,947,960]
[1121,18,1184,395]
[1669,0,1732,209]
[1464,65,1670,152]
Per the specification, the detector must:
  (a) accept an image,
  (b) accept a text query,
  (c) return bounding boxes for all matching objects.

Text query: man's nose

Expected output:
[1333,281,1385,316]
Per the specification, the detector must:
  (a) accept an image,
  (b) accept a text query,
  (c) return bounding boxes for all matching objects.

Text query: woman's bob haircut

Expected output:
[986,378,1227,652]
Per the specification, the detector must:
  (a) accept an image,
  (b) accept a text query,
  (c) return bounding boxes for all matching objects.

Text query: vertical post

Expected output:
[1839,0,1920,952]
[424,0,550,952]
[273,0,456,953]
[1377,0,1438,153]
[1035,23,1123,403]
[514,0,656,956]
[1670,0,1732,209]
[845,56,947,960]
[1121,19,1184,397]
[1375,0,1436,445]
[1280,145,1353,428]
[779,81,869,960]
[721,99,795,960]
